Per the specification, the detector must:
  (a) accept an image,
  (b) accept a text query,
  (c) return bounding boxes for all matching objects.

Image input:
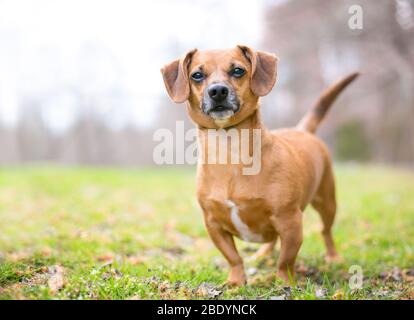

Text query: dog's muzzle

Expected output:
[202,83,240,120]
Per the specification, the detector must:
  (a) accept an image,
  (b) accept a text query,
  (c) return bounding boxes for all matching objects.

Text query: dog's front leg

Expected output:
[204,217,246,286]
[270,210,303,283]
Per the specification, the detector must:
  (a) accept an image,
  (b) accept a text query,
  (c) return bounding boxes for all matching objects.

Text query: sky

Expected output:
[0,0,269,131]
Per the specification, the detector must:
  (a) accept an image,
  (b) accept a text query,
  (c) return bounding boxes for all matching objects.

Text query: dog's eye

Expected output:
[231,67,246,78]
[191,72,205,82]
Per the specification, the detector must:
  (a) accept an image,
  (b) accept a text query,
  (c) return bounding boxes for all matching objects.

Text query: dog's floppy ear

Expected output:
[161,49,197,103]
[237,45,278,97]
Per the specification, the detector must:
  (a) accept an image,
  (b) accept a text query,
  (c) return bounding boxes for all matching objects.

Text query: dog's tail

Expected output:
[296,72,359,134]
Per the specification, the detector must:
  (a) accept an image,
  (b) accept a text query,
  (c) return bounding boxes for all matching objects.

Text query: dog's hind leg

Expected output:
[311,165,340,262]
[251,238,277,260]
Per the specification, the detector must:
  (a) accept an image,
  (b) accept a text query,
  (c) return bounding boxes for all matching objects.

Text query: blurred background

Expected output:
[0,0,413,167]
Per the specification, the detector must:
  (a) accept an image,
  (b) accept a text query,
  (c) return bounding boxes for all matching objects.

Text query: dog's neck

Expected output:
[196,108,271,172]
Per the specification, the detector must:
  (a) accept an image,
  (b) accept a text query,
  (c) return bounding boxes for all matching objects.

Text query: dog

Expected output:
[161,45,358,286]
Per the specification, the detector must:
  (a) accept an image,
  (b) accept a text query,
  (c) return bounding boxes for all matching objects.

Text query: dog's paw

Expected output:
[226,265,247,287]
[225,278,247,287]
[325,254,343,264]
[276,270,296,285]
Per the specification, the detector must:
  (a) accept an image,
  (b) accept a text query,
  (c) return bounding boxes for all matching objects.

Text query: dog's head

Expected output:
[161,46,278,128]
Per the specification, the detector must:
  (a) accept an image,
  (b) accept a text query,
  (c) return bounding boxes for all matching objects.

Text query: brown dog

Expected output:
[161,45,358,286]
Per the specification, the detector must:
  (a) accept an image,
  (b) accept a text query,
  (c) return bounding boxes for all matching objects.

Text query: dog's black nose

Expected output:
[208,84,229,102]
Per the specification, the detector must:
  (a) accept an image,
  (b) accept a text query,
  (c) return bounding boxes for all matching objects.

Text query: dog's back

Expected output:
[268,72,360,205]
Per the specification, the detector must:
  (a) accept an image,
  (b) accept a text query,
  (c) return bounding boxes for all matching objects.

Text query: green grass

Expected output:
[0,164,413,300]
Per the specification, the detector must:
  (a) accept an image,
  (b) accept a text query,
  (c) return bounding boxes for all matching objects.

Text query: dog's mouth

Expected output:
[205,104,239,120]
[210,105,229,112]
[208,106,235,120]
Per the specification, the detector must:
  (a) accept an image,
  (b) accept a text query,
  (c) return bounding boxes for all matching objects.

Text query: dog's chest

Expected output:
[197,174,276,243]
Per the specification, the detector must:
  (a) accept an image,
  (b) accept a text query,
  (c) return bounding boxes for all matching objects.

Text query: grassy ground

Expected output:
[0,164,413,300]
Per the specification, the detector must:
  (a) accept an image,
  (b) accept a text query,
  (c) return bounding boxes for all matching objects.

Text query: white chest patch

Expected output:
[224,200,263,243]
